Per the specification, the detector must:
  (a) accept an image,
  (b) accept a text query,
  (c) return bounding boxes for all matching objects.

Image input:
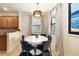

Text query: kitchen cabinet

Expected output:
[0,35,7,51]
[0,17,2,28]
[1,16,8,28]
[0,16,19,29]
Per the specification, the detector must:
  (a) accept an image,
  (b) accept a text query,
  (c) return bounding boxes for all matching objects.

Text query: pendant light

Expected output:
[33,3,42,17]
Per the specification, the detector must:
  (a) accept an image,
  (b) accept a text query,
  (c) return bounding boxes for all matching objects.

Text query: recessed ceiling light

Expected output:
[3,7,8,11]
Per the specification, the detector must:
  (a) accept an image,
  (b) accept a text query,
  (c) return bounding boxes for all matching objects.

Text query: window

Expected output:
[51,16,56,34]
[31,17,41,34]
[50,8,56,35]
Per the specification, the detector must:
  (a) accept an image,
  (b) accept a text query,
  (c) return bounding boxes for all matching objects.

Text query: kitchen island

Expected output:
[0,29,22,52]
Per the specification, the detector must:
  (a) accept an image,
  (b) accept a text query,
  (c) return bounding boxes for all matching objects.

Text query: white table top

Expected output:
[25,35,48,45]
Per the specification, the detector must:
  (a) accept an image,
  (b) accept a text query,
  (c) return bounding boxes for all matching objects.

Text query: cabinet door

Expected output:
[7,16,13,28]
[13,16,19,28]
[0,17,2,28]
[0,36,6,51]
[1,16,8,28]
[0,16,19,29]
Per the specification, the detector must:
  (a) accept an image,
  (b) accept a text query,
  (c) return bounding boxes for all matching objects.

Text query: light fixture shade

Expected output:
[33,10,42,17]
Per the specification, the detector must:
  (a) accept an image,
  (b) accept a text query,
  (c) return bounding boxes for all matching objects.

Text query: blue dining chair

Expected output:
[37,35,52,56]
[48,35,52,43]
[40,34,46,37]
[36,41,50,56]
[20,35,34,56]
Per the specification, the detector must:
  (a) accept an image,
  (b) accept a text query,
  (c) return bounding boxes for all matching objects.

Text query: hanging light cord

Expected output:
[33,3,42,17]
[37,3,39,10]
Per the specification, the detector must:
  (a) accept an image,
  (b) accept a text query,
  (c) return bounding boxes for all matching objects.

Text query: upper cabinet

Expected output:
[0,16,19,29]
[12,16,19,29]
[0,17,2,28]
[1,16,8,28]
[7,16,13,28]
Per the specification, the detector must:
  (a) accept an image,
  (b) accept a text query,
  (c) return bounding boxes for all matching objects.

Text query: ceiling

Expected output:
[0,3,57,13]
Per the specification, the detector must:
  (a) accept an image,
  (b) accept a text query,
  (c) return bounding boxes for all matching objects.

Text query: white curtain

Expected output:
[55,4,63,55]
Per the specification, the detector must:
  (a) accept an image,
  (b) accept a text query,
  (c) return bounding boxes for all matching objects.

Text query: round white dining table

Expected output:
[24,35,48,45]
[24,35,48,55]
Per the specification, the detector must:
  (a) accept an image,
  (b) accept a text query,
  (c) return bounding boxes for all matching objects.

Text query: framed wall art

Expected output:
[68,3,79,35]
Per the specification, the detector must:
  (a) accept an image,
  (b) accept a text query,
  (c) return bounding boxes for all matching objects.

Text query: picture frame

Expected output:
[68,3,79,35]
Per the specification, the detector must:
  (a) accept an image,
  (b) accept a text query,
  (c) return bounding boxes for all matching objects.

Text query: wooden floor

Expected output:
[0,43,21,56]
[0,43,52,56]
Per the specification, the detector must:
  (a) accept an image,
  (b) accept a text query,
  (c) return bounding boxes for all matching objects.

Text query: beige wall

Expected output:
[19,12,30,36]
[42,15,49,35]
[62,4,79,56]
[0,12,18,16]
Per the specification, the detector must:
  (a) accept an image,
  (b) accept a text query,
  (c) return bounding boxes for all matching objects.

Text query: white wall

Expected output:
[62,3,79,56]
[19,12,30,36]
